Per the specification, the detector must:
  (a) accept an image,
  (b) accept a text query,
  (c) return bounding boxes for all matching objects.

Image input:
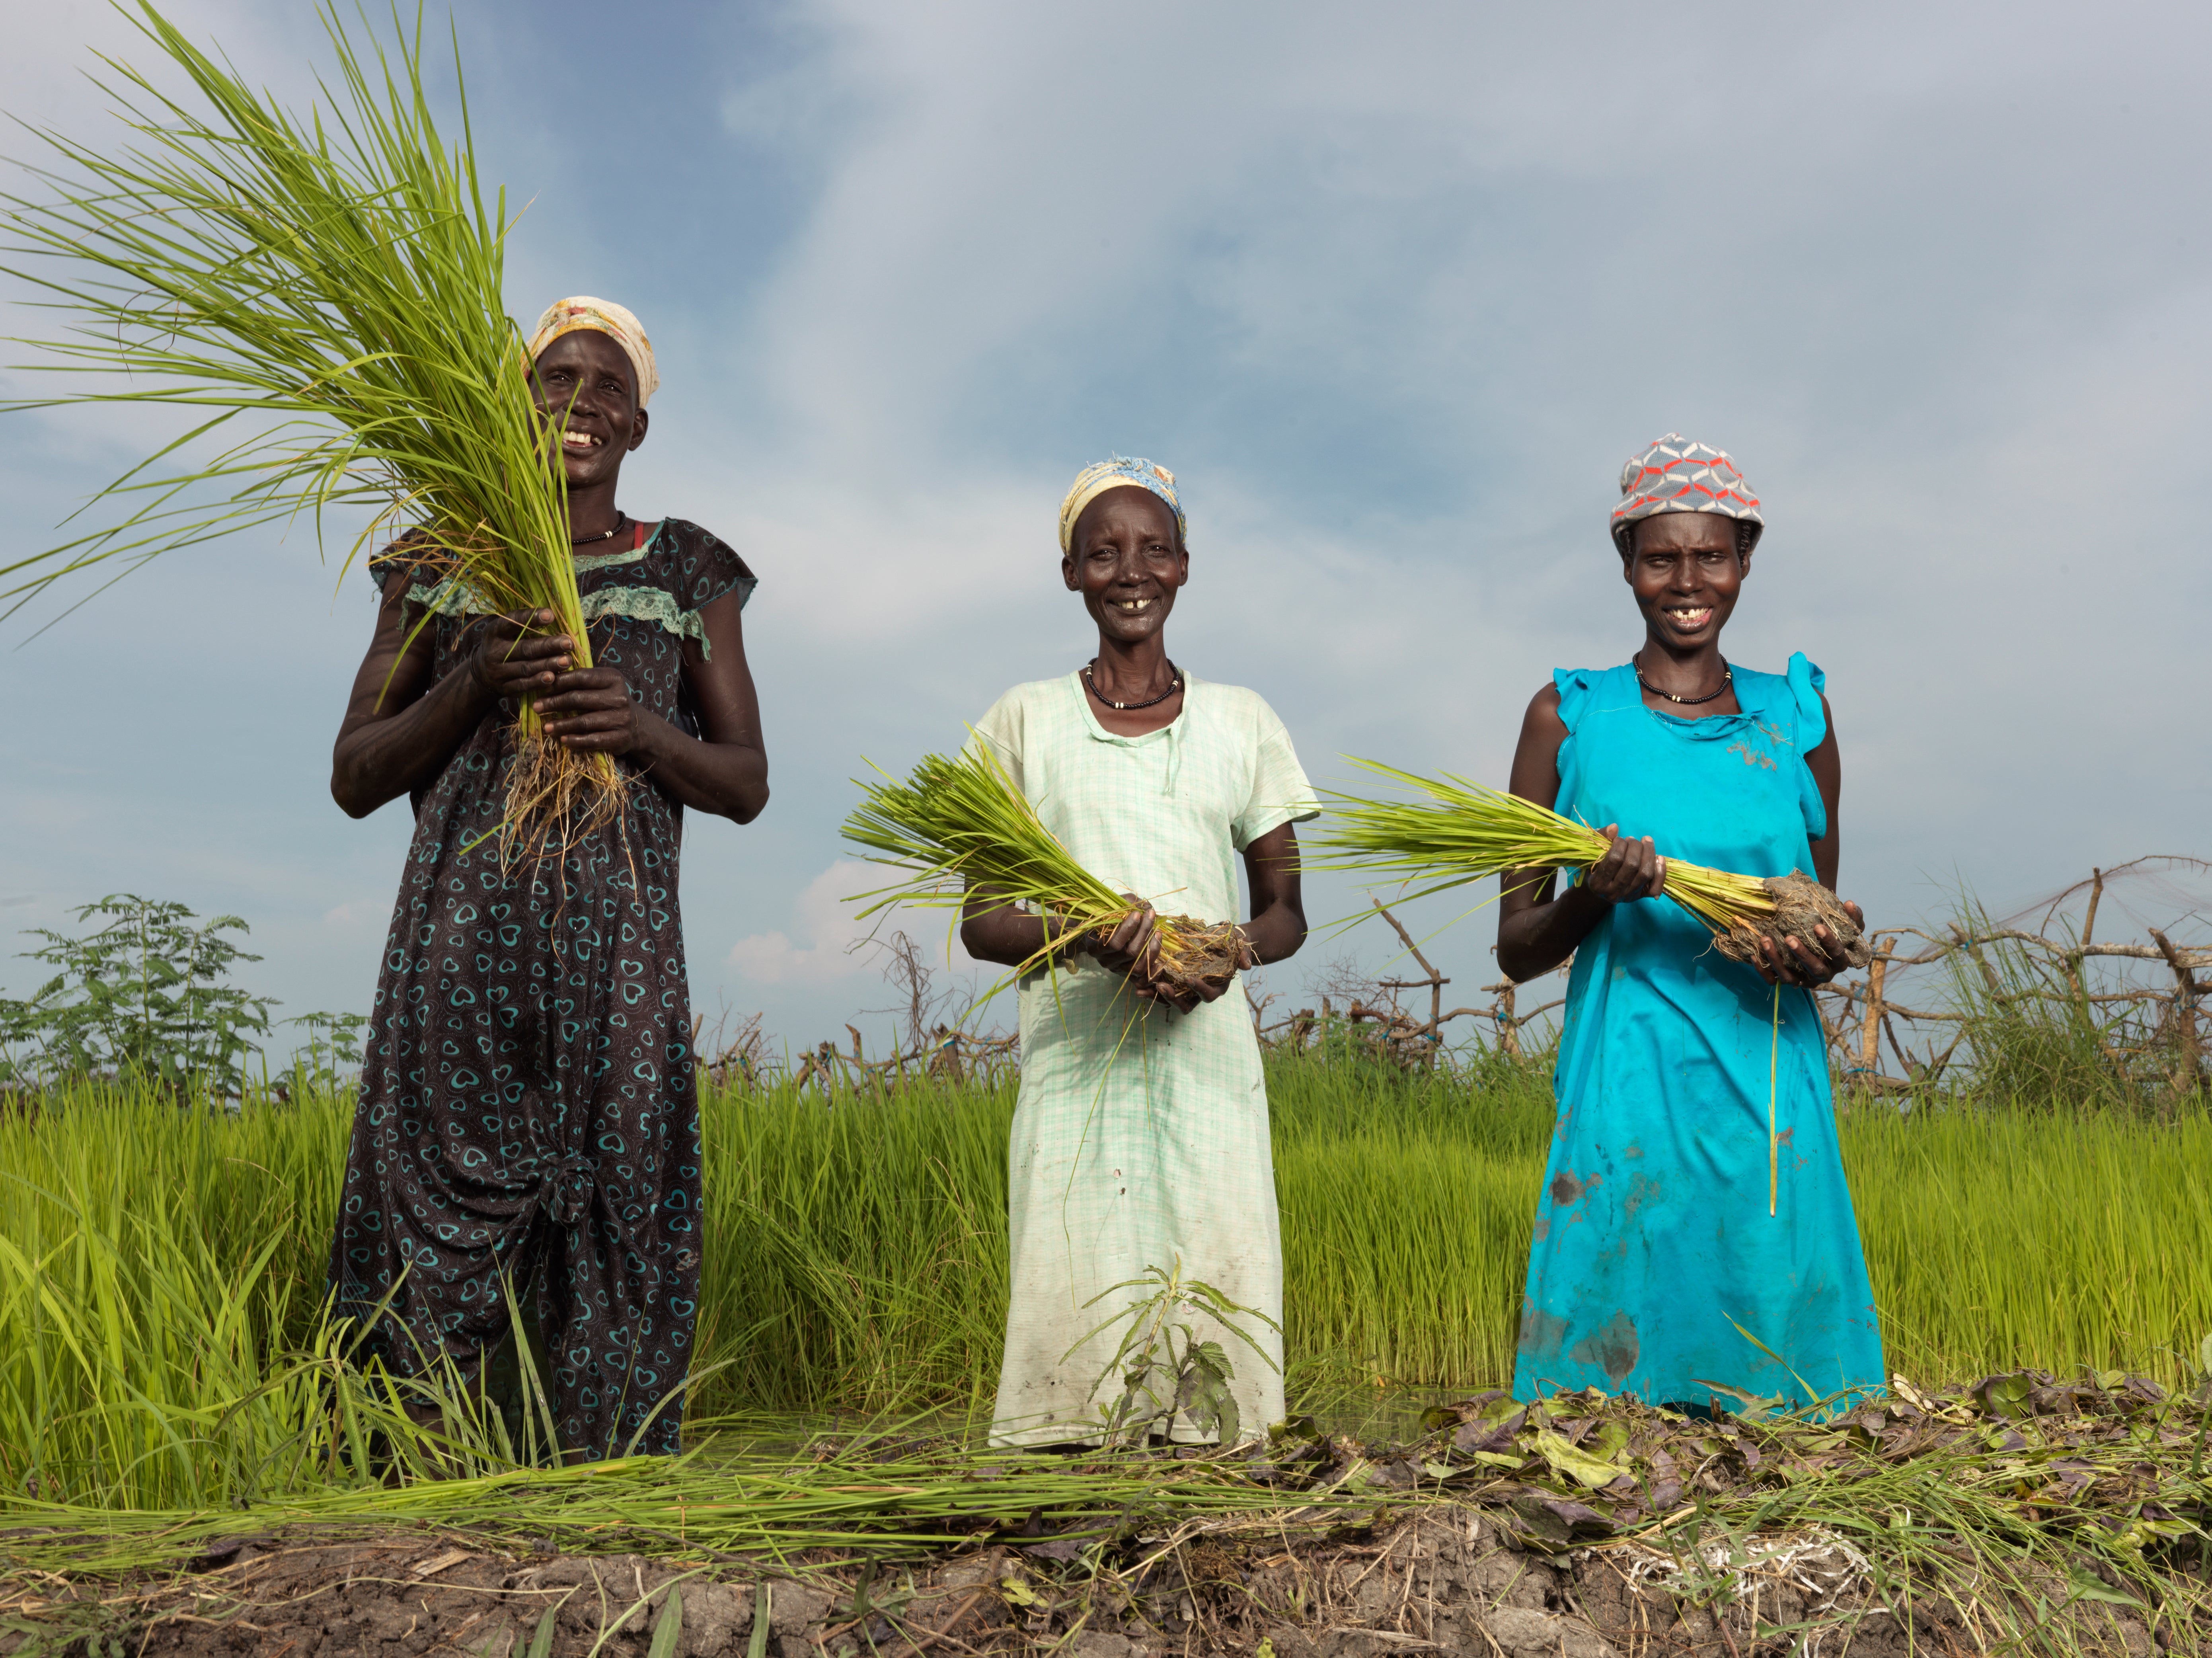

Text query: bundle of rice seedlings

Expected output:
[0,5,614,849]
[842,746,1247,1000]
[1315,758,1871,971]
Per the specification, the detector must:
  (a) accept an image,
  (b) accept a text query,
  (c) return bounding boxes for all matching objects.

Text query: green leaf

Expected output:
[1464,1449,1528,1469]
[1179,1348,1240,1449]
[747,1585,771,1658]
[1533,1429,1626,1489]
[2064,1569,2145,1610]
[1975,1372,2033,1419]
[647,1586,683,1658]
[528,1606,558,1658]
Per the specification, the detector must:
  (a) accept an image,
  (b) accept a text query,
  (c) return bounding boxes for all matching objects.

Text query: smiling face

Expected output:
[1623,512,1750,651]
[530,329,648,490]
[1063,485,1188,644]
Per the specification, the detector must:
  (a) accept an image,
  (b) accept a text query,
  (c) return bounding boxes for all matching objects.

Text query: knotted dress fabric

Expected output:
[330,519,753,1459]
[1511,655,1883,1410]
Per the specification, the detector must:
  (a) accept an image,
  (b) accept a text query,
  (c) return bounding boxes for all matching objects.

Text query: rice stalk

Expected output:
[841,745,1245,999]
[1314,757,1869,968]
[0,2,620,852]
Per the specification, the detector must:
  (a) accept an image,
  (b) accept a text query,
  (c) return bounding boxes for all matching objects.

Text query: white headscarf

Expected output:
[526,296,659,406]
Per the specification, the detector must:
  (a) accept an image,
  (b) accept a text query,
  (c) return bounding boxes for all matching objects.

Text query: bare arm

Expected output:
[1238,821,1307,967]
[1803,691,1841,890]
[1494,685,1665,982]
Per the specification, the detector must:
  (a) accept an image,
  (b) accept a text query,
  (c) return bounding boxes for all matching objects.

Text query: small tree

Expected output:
[0,894,277,1098]
[281,1009,371,1101]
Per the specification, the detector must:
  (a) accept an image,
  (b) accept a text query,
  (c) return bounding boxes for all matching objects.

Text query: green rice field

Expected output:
[1,1059,2206,1512]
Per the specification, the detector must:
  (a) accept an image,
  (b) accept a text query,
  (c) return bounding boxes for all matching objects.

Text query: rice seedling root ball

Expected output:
[1146,917,1245,999]
[1711,870,1874,971]
[845,748,1258,1003]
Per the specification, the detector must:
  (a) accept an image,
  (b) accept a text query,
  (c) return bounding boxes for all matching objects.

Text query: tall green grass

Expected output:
[0,1086,344,1506]
[1845,1103,2212,1382]
[1273,1058,1551,1393]
[698,1074,1014,1415]
[692,1059,1559,1418]
[1,1065,2207,1509]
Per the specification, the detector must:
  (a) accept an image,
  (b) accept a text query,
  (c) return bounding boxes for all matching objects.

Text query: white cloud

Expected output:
[727,859,892,985]
[8,0,2212,1049]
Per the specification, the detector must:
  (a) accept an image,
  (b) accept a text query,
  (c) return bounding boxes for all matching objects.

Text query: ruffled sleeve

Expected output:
[1550,667,1611,828]
[571,520,758,658]
[1551,666,1605,733]
[1785,652,1827,748]
[366,532,432,599]
[665,519,758,616]
[1785,651,1830,840]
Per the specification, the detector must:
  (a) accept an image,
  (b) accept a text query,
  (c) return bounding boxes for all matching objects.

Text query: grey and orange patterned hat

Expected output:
[1610,434,1764,555]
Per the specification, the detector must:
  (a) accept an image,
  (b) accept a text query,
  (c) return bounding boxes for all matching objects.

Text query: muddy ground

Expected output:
[0,1505,2191,1658]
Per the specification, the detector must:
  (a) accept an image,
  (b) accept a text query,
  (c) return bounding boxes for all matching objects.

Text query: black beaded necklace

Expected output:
[1634,650,1733,706]
[1083,659,1183,711]
[570,512,628,547]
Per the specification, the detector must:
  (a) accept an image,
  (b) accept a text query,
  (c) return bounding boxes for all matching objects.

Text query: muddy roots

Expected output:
[1148,916,1247,1000]
[1713,870,1873,971]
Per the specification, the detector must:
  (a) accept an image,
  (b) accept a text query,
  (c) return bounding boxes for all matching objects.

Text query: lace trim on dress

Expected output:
[580,585,711,651]
[403,533,653,612]
[571,543,652,575]
[401,576,480,617]
[401,577,731,656]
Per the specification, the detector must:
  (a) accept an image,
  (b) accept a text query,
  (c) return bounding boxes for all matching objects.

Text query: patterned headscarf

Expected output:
[1610,433,1763,555]
[526,296,660,407]
[1058,456,1188,553]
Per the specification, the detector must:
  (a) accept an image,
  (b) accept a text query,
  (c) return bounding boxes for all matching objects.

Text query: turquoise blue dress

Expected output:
[1511,654,1884,1410]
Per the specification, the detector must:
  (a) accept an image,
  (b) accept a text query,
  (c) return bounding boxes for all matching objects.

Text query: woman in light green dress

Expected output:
[962,457,1316,1447]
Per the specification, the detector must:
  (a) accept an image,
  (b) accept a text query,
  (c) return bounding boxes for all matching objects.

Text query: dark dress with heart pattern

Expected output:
[329,518,754,1459]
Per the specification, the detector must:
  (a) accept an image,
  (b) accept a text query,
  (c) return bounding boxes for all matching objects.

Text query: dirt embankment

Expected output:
[2,1506,2187,1658]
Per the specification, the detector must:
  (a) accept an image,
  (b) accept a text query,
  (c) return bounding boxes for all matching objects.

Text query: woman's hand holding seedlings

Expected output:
[467,610,575,706]
[536,661,646,755]
[1584,825,1667,904]
[1080,901,1183,1007]
[1075,898,1253,1014]
[465,611,644,755]
[1750,901,1866,989]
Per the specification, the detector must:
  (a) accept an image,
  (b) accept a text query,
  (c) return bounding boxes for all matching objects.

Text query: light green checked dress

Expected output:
[973,671,1318,1447]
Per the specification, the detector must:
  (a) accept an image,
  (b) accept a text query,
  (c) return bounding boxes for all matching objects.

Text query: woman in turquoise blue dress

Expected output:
[1499,435,1883,1411]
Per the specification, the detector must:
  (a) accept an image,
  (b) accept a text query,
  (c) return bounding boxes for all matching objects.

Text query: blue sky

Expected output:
[3,0,2207,1058]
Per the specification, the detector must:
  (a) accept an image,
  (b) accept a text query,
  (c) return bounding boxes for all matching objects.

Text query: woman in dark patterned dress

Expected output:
[328,298,768,1459]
